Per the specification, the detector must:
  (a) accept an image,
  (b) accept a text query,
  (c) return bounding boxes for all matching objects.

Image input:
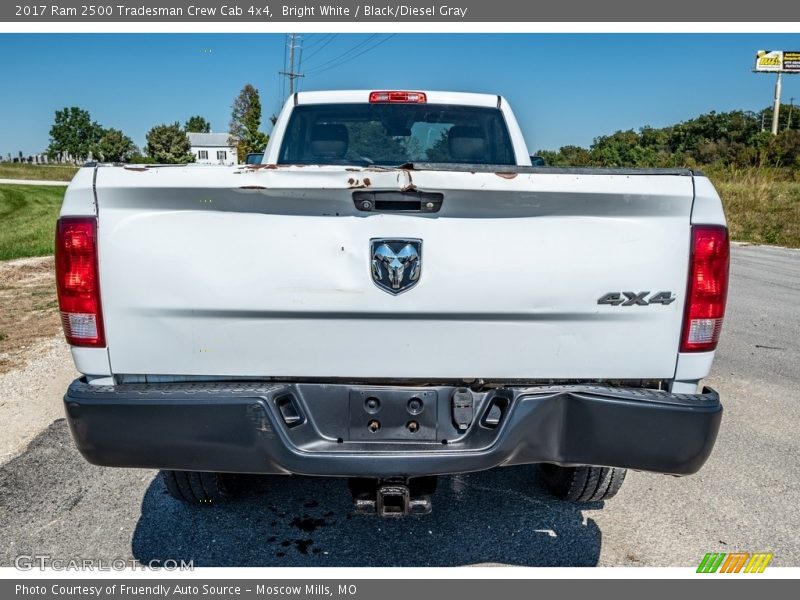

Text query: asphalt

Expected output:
[0,244,798,567]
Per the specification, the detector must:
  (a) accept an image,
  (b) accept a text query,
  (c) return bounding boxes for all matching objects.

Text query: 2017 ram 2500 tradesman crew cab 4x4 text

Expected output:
[57,90,728,515]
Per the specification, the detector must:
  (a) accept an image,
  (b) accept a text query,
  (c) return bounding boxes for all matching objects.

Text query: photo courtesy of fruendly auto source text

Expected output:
[0,0,798,596]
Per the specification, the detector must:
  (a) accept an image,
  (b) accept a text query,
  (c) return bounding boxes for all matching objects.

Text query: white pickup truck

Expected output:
[57,90,728,516]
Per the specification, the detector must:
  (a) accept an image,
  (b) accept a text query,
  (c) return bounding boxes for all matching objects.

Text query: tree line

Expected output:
[44,96,800,169]
[44,84,270,164]
[536,104,800,169]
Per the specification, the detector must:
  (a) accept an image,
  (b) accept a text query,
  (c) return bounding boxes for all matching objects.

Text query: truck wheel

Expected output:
[160,470,235,504]
[538,464,626,502]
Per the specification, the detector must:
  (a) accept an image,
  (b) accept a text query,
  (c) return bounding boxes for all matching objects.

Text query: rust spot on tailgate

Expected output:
[347,177,372,189]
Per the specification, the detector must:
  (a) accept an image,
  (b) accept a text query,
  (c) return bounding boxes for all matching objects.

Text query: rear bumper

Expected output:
[63,379,722,477]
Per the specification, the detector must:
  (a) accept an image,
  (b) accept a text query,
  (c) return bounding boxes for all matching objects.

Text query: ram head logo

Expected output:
[370,239,422,295]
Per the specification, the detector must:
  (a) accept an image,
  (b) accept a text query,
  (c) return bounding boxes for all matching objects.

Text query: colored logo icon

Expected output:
[697,552,773,573]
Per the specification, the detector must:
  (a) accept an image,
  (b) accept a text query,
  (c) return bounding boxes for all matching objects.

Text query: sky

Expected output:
[1,33,799,157]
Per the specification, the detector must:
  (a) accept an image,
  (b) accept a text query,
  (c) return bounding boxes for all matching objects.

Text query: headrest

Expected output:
[310,124,348,159]
[447,126,487,161]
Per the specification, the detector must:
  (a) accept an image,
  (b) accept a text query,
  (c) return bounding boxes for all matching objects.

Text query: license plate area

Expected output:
[348,389,438,441]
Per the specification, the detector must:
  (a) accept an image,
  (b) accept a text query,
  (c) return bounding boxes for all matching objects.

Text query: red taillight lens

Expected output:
[681,225,729,352]
[369,91,427,104]
[55,217,105,347]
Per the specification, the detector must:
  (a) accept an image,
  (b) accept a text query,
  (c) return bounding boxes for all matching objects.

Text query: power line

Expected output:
[302,34,338,63]
[303,34,380,73]
[306,35,396,75]
[279,34,394,97]
[303,33,334,51]
[305,34,379,72]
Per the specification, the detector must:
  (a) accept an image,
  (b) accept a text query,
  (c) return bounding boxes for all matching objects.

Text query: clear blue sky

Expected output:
[1,33,799,157]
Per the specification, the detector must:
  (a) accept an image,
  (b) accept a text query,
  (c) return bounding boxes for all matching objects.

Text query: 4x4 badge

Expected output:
[370,239,422,295]
[598,291,675,306]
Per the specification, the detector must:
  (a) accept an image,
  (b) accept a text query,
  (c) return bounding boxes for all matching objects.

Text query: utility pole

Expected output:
[788,97,795,130]
[771,72,782,135]
[280,33,304,97]
[288,33,296,94]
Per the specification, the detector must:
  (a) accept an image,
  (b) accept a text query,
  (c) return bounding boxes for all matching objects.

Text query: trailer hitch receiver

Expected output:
[350,477,435,516]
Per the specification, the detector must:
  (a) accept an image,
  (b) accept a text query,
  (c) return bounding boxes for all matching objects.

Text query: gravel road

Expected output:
[0,244,798,567]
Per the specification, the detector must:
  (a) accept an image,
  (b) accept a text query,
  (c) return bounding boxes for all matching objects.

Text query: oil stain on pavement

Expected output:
[130,458,602,567]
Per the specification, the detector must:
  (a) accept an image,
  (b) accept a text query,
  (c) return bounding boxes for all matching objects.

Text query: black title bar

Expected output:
[4,0,800,22]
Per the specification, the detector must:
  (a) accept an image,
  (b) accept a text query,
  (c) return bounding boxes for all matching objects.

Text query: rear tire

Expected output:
[160,470,235,504]
[539,464,626,502]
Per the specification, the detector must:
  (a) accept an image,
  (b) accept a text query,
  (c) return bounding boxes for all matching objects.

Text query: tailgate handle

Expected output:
[353,191,443,213]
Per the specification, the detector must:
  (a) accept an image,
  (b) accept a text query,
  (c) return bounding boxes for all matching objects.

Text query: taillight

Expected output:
[681,225,729,352]
[55,217,105,347]
[369,91,427,104]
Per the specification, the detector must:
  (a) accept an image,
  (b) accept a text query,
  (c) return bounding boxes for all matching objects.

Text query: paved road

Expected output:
[0,178,69,186]
[1,245,798,567]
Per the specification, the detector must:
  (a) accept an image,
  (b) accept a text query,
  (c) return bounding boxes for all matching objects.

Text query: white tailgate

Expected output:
[93,165,693,380]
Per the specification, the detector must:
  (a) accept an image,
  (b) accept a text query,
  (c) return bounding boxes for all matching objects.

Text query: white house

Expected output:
[187,132,237,165]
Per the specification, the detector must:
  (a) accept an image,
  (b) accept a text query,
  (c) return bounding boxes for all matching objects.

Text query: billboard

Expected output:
[784,51,800,72]
[755,50,800,72]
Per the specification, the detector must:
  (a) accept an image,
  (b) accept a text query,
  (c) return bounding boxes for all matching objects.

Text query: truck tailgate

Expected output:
[93,165,693,380]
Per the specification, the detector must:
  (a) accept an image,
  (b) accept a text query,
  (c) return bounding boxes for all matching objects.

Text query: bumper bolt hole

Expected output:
[407,397,423,414]
[406,420,419,433]
[368,419,381,433]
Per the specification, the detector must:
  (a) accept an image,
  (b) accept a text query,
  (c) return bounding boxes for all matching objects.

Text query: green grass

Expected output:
[0,162,79,182]
[706,167,800,248]
[0,184,66,260]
